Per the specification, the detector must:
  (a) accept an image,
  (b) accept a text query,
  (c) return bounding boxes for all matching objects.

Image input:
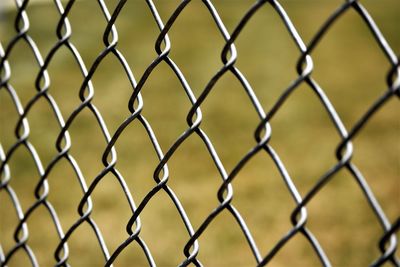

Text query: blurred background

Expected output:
[0,0,399,266]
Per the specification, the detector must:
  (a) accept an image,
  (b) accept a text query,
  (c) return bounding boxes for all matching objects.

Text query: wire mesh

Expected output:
[0,0,399,266]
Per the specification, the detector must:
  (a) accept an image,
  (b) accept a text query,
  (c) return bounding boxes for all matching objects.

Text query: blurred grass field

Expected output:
[0,0,399,266]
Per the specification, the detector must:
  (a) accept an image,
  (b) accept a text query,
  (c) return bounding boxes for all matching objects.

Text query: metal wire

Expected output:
[0,0,399,266]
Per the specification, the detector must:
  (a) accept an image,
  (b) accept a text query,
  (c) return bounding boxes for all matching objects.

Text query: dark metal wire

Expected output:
[0,0,398,266]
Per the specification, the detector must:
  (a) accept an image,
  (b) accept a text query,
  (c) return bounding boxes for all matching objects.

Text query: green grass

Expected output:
[1,0,399,266]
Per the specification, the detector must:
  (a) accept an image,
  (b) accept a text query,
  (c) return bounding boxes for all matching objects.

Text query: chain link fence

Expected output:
[0,0,399,266]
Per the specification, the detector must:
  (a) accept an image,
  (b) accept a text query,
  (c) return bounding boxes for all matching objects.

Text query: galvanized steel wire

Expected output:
[0,0,399,266]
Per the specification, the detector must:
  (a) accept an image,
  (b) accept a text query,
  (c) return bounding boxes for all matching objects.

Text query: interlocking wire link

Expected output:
[0,0,399,266]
